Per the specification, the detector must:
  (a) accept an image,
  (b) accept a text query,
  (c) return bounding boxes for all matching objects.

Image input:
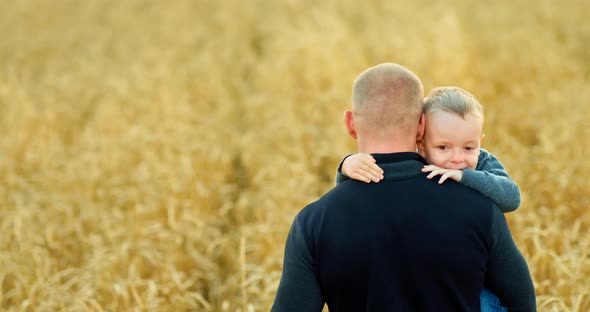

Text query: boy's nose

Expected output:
[450,152,464,163]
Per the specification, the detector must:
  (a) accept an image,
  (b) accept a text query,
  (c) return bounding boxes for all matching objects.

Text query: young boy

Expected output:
[336,86,519,311]
[336,86,520,213]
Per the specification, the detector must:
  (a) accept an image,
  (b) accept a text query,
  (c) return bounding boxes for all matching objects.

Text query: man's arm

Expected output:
[462,149,521,212]
[485,207,536,311]
[271,216,324,312]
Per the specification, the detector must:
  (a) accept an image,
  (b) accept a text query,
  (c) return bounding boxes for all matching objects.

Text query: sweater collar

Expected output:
[372,152,428,165]
[371,152,428,181]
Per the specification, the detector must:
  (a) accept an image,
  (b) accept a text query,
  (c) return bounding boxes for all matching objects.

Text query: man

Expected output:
[271,63,536,311]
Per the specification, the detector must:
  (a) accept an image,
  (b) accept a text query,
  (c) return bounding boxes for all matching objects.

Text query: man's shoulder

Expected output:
[298,185,341,216]
[442,179,499,216]
[295,182,355,225]
[410,173,497,213]
[444,177,494,200]
[291,187,343,252]
[301,175,497,217]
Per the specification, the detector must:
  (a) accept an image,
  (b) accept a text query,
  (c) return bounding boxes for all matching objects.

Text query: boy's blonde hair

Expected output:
[423,86,483,118]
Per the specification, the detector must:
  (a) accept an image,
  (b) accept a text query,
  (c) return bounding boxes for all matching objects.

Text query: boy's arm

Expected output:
[335,154,383,185]
[335,155,352,184]
[461,149,521,212]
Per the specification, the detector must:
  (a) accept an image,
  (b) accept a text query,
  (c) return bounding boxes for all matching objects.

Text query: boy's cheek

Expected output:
[470,150,481,169]
[417,147,426,158]
[467,156,479,169]
[423,151,444,167]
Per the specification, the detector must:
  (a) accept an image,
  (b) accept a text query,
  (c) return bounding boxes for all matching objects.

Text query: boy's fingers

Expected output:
[362,170,381,182]
[362,157,374,165]
[427,169,446,179]
[367,164,383,176]
[426,170,438,179]
[361,155,382,169]
[422,165,438,172]
[372,163,384,174]
[360,164,383,182]
[363,153,376,161]
[362,159,384,173]
[355,170,377,182]
[353,173,371,183]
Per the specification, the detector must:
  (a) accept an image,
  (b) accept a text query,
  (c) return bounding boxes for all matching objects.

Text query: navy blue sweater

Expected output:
[336,148,521,212]
[272,152,536,312]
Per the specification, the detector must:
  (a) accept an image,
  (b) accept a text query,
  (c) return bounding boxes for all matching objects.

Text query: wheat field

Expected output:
[0,0,588,311]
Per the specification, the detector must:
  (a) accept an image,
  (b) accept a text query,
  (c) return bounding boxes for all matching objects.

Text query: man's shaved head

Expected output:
[351,63,424,139]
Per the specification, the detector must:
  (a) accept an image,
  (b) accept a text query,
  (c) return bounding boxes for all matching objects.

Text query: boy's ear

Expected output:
[344,110,357,139]
[480,133,486,144]
[416,113,425,141]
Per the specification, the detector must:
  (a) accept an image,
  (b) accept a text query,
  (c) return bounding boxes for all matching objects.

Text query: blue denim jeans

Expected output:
[481,288,507,312]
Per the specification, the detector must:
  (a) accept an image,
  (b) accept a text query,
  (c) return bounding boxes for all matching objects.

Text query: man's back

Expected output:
[272,153,536,311]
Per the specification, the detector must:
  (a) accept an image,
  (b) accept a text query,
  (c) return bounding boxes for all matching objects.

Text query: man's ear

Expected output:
[344,110,357,139]
[416,113,425,141]
[416,139,426,157]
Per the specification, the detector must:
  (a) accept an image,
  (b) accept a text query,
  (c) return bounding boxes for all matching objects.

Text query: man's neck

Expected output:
[357,140,417,154]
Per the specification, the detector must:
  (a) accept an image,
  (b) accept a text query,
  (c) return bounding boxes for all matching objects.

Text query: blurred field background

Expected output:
[0,0,588,311]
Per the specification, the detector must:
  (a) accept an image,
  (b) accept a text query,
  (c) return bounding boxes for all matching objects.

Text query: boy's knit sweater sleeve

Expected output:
[461,149,521,212]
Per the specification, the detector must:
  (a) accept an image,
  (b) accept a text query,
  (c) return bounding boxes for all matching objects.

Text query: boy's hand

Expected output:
[342,153,384,183]
[422,165,464,184]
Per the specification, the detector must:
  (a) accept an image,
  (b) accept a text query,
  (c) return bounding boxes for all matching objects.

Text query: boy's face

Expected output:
[418,110,484,170]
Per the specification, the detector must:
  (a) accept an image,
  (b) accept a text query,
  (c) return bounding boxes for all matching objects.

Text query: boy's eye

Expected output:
[465,147,475,151]
[436,146,448,150]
